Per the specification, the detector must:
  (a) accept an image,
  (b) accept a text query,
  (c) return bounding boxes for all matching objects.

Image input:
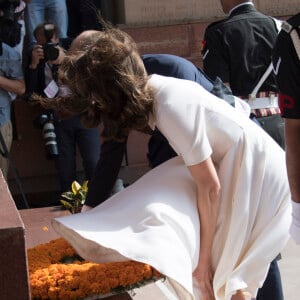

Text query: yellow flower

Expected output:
[60,181,88,214]
[71,181,82,194]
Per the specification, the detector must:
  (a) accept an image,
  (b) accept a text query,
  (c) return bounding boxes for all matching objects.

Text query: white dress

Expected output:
[52,75,291,300]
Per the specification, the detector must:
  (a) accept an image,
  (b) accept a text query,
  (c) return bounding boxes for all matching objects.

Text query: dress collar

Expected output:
[229,2,255,16]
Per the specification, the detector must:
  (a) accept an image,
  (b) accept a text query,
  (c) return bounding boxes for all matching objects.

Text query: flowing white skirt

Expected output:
[52,153,291,299]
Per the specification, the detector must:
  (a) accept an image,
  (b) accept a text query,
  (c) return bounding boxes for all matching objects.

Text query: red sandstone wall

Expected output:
[122,21,208,67]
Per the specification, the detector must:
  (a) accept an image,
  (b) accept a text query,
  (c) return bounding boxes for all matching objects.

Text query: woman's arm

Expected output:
[188,156,221,300]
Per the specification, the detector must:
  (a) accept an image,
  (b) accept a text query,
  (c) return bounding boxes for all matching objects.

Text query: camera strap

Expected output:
[51,64,59,81]
[0,128,9,158]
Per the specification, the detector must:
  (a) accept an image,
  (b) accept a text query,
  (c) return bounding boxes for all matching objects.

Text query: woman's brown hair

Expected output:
[37,27,155,141]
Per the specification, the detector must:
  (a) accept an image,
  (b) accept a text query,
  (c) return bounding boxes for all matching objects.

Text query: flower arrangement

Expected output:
[28,238,164,300]
[60,181,88,214]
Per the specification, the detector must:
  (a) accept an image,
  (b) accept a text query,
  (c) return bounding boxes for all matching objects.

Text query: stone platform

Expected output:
[0,171,131,300]
[20,206,132,300]
[0,172,29,299]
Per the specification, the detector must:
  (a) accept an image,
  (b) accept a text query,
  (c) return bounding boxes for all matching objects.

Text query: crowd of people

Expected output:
[0,0,299,300]
[0,0,107,194]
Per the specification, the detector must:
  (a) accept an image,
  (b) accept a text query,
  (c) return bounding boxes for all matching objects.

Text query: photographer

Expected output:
[25,22,100,193]
[0,0,25,179]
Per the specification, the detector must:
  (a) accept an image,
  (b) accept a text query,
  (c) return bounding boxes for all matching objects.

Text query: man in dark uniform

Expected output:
[202,1,285,299]
[272,13,300,245]
[202,0,285,149]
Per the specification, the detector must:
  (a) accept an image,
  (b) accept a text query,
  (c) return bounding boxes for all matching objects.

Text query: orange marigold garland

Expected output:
[28,238,164,300]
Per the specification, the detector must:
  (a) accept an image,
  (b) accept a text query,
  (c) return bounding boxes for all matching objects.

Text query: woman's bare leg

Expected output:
[231,290,251,300]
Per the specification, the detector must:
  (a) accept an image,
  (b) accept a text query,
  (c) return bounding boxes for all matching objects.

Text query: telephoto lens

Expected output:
[41,114,59,158]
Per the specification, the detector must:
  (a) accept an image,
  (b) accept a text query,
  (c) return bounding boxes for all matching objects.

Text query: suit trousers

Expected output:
[257,113,285,150]
[256,259,283,300]
[54,115,100,193]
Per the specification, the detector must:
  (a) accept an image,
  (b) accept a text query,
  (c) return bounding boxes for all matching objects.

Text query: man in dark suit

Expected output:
[202,0,285,149]
[202,1,285,299]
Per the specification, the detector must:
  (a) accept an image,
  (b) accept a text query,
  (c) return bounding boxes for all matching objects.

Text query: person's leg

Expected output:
[79,0,103,32]
[256,259,284,300]
[46,0,68,38]
[0,120,13,180]
[65,0,81,38]
[55,118,77,192]
[24,0,45,45]
[75,116,100,180]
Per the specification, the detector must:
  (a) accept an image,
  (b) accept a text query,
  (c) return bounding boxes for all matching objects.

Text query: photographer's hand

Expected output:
[0,76,25,96]
[30,44,44,69]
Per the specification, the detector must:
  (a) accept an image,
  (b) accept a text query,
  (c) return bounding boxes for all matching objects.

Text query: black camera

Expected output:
[43,42,59,61]
[0,0,21,50]
[34,112,59,158]
[0,0,20,24]
[43,23,59,61]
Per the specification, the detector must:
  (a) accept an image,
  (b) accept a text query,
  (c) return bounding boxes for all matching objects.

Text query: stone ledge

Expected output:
[0,171,30,299]
[20,206,132,300]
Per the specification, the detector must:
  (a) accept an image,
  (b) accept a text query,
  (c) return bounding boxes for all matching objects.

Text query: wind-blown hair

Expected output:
[37,28,155,141]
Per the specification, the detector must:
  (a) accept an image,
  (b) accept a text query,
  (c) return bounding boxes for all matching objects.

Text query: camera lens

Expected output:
[0,4,16,23]
[42,121,59,157]
[43,43,59,61]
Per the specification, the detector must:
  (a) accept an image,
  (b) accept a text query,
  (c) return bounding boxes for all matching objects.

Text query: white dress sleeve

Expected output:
[151,75,213,166]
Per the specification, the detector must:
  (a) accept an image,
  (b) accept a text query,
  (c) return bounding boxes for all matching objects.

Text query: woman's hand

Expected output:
[81,205,93,213]
[193,259,215,300]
